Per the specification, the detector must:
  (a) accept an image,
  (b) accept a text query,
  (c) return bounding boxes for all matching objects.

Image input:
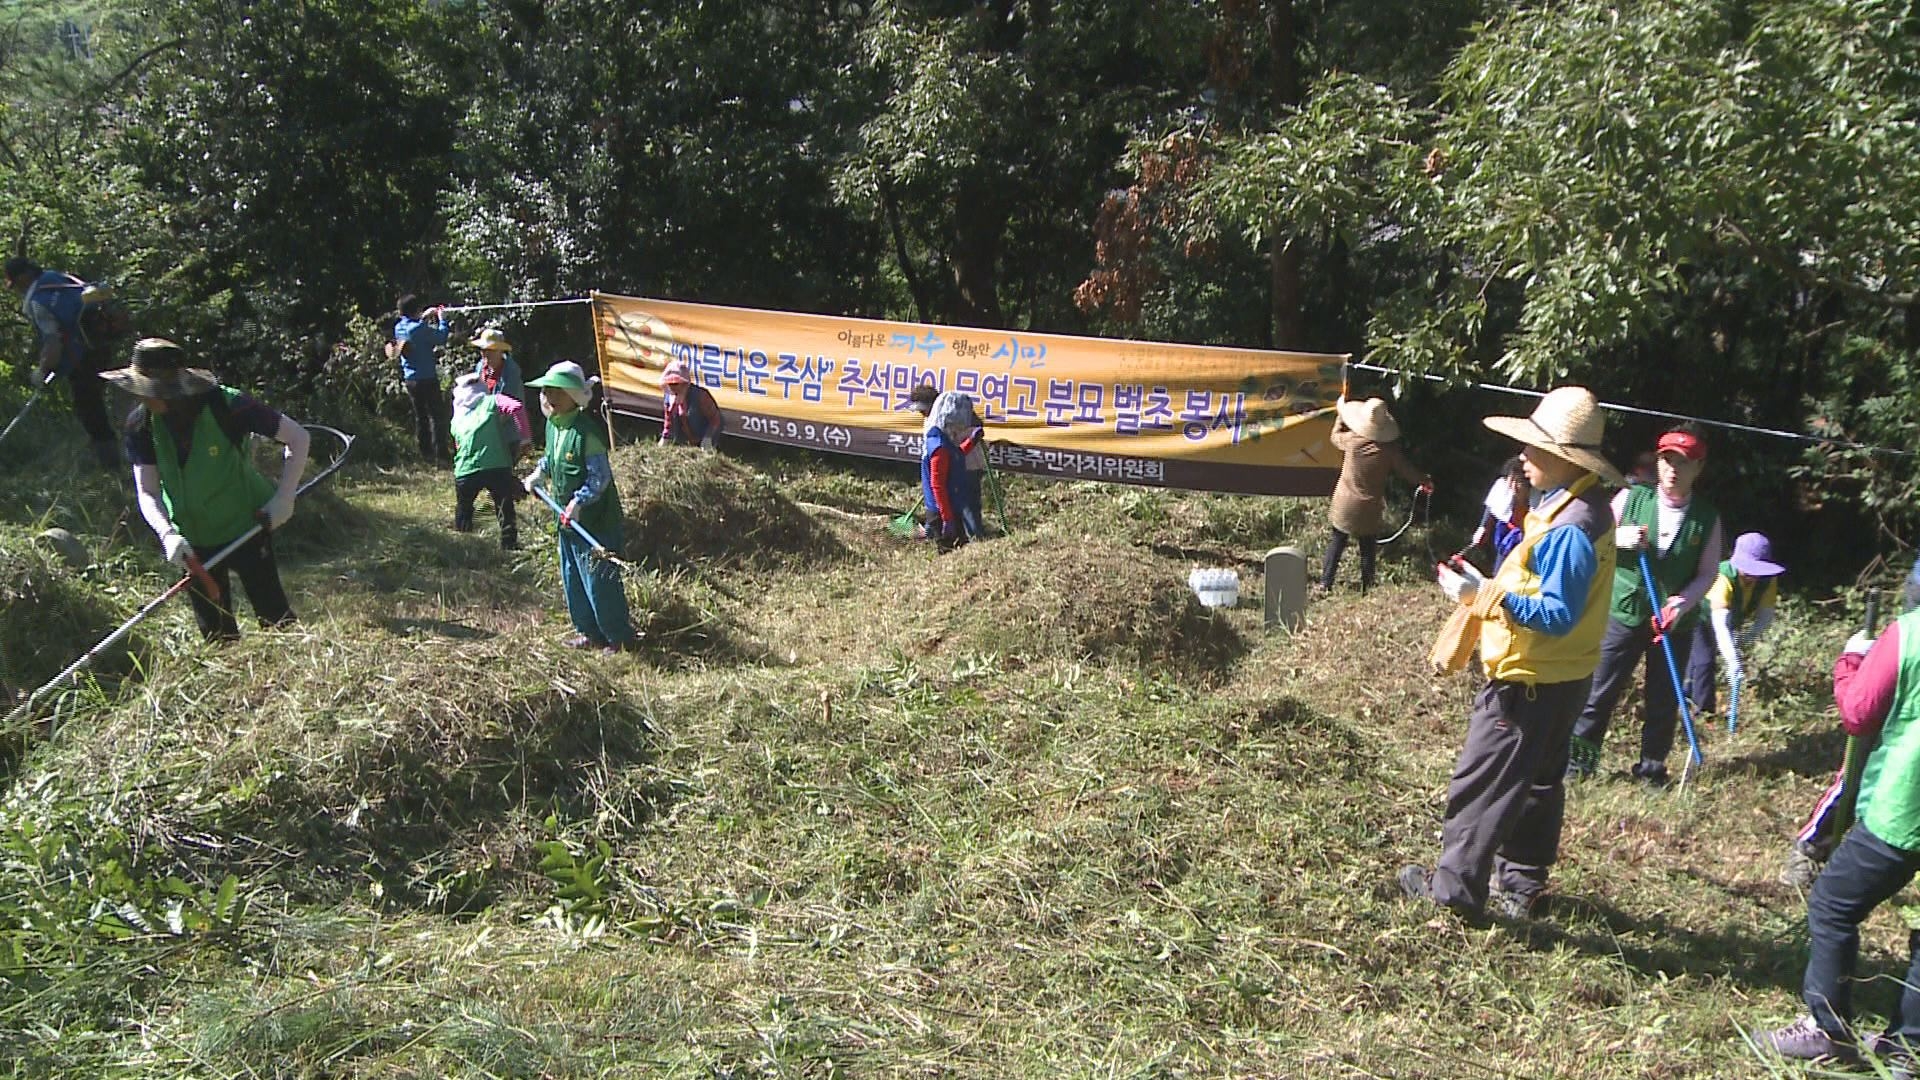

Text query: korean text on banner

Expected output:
[593,292,1344,496]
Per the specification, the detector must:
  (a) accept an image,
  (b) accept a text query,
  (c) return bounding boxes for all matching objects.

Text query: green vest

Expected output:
[1608,484,1718,629]
[544,411,622,543]
[451,394,510,478]
[151,387,275,548]
[1858,608,1920,851]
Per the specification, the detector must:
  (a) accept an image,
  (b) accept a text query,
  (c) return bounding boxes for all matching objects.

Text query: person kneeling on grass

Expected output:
[659,360,722,449]
[521,362,635,653]
[1763,556,1920,1074]
[1397,386,1619,921]
[917,390,971,551]
[110,338,311,642]
[450,371,530,551]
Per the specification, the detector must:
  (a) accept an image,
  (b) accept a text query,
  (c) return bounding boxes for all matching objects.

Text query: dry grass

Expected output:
[610,442,844,571]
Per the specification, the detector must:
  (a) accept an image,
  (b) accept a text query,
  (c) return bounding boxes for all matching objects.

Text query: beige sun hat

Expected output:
[470,326,512,352]
[1482,386,1623,486]
[1336,396,1401,443]
[99,338,217,399]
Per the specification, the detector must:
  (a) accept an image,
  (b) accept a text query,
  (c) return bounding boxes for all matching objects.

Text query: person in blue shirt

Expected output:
[5,255,119,468]
[388,294,450,463]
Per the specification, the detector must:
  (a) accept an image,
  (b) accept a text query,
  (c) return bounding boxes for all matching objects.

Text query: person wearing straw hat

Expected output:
[470,325,525,406]
[658,360,721,450]
[109,338,312,641]
[1685,530,1786,717]
[1398,386,1619,920]
[388,294,450,463]
[1566,424,1725,787]
[521,361,635,652]
[1762,557,1920,1070]
[1318,396,1431,595]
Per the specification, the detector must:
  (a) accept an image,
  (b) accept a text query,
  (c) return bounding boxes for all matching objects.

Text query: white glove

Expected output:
[1437,563,1479,605]
[262,491,295,530]
[700,434,716,452]
[522,471,541,496]
[160,530,191,567]
[1845,632,1875,656]
[1614,524,1649,551]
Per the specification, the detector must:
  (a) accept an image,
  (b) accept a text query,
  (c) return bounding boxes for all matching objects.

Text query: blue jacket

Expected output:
[23,270,86,368]
[920,426,965,529]
[394,314,448,382]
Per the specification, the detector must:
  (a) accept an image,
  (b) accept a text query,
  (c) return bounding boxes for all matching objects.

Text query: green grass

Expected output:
[0,410,1902,1078]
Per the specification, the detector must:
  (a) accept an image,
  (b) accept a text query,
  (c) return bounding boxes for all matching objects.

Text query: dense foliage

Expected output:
[2,0,1916,565]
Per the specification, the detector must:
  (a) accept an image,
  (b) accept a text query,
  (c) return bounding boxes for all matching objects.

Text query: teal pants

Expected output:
[558,530,635,646]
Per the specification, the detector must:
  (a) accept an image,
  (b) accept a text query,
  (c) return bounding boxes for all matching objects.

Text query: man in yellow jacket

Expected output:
[1398,387,1620,919]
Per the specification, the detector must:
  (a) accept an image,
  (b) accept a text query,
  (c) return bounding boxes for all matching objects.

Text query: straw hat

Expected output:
[470,327,512,352]
[1336,397,1400,443]
[1482,386,1623,486]
[100,338,217,399]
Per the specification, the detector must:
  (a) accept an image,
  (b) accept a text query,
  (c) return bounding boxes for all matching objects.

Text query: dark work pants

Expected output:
[1572,617,1695,767]
[1320,527,1378,592]
[187,530,295,642]
[454,467,519,549]
[405,377,447,460]
[1431,677,1590,911]
[67,360,115,446]
[959,468,986,538]
[1684,619,1718,714]
[1804,825,1920,1044]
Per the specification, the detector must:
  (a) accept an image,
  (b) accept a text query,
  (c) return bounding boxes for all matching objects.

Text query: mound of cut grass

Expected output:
[0,533,139,700]
[610,442,843,570]
[890,525,1246,678]
[31,624,662,909]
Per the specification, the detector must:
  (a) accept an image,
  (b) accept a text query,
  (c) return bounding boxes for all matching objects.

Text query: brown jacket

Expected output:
[1329,420,1426,537]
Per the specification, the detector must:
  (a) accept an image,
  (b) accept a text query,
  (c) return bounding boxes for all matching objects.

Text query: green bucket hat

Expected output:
[526,360,592,407]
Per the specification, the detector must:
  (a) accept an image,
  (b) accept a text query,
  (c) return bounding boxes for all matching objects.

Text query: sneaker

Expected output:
[563,634,601,649]
[1763,1015,1857,1063]
[1396,864,1484,919]
[1565,736,1601,780]
[1630,759,1671,789]
[1780,843,1825,889]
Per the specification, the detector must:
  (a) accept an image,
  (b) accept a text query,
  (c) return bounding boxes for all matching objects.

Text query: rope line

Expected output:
[1345,360,1914,458]
[437,297,593,315]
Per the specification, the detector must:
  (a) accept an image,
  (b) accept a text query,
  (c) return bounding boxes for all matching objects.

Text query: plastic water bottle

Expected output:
[1188,567,1241,609]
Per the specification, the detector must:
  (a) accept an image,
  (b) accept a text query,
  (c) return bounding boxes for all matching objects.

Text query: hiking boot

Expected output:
[1630,759,1671,789]
[1781,842,1826,889]
[1396,864,1484,920]
[1490,887,1541,921]
[1763,1015,1858,1063]
[1565,736,1601,780]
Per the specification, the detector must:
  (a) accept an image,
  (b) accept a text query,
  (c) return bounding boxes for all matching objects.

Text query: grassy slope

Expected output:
[0,404,1894,1079]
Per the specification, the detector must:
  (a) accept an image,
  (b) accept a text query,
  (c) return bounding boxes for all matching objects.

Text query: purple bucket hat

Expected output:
[1730,532,1786,578]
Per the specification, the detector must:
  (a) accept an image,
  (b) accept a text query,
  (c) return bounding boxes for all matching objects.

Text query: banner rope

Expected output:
[1346,360,1913,458]
[437,297,593,315]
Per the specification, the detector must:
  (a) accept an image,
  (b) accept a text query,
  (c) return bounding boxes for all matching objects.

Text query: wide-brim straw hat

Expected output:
[1482,386,1623,486]
[100,338,217,399]
[1336,396,1400,443]
[470,327,512,352]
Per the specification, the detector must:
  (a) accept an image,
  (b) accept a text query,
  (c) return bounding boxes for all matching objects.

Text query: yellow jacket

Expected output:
[1474,473,1617,685]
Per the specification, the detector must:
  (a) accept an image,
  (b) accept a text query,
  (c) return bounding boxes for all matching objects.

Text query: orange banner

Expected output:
[593,292,1343,495]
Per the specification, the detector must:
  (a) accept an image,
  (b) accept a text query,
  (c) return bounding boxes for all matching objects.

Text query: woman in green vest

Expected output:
[450,371,530,550]
[108,338,311,641]
[1567,425,1726,787]
[1764,557,1920,1068]
[519,362,635,651]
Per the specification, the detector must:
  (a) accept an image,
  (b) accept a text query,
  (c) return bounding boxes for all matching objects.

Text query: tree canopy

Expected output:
[3,0,1916,565]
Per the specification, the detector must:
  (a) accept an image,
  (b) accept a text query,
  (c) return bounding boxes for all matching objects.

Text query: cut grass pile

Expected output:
[611,442,843,570]
[889,524,1247,679]
[32,624,659,910]
[0,532,140,699]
